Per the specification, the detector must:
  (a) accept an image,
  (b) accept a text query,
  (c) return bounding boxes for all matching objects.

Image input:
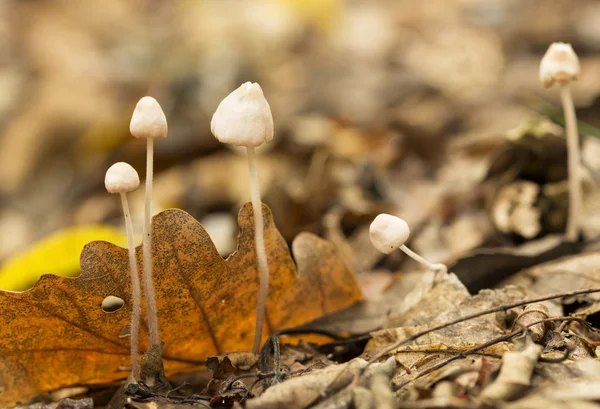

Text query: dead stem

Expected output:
[362,287,600,374]
[395,316,587,389]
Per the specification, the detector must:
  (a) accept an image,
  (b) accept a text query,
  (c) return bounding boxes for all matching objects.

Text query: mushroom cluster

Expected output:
[105,96,168,381]
[104,83,274,381]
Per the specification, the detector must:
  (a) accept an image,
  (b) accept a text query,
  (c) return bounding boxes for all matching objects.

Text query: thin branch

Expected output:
[395,316,588,389]
[364,287,600,371]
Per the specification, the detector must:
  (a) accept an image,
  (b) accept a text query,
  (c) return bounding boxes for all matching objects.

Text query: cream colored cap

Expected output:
[105,162,140,194]
[210,82,274,147]
[539,43,580,88]
[130,96,168,139]
[369,213,410,254]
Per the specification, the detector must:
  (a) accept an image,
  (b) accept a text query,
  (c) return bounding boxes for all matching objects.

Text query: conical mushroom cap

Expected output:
[211,82,274,147]
[130,96,168,139]
[539,43,580,88]
[105,162,140,194]
[369,214,410,254]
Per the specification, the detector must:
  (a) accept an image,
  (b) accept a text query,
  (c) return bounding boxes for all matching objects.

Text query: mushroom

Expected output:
[105,161,142,379]
[539,42,581,241]
[211,82,274,353]
[369,214,447,274]
[130,96,167,349]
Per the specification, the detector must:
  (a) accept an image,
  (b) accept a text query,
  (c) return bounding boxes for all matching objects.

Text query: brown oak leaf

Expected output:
[0,203,362,405]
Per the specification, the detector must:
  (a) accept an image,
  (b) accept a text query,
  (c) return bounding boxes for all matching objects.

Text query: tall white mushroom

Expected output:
[105,161,142,379]
[211,82,274,353]
[539,42,581,241]
[370,214,447,274]
[130,96,167,348]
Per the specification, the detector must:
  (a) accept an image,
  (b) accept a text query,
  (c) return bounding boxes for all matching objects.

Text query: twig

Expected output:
[126,381,211,407]
[396,329,524,389]
[165,382,190,399]
[363,287,600,372]
[395,348,502,360]
[539,347,570,363]
[395,316,588,389]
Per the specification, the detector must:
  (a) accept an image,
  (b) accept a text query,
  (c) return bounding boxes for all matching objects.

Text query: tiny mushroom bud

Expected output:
[130,96,168,139]
[105,162,142,379]
[130,96,167,355]
[369,213,410,254]
[211,82,274,147]
[370,213,447,275]
[105,162,140,194]
[211,82,274,353]
[539,43,580,88]
[539,43,581,241]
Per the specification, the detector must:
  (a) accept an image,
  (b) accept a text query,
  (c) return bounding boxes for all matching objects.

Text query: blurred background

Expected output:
[2,0,600,291]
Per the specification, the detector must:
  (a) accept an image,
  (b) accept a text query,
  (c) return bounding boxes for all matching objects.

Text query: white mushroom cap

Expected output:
[369,213,410,254]
[130,96,168,139]
[210,82,274,147]
[105,162,140,194]
[539,43,580,88]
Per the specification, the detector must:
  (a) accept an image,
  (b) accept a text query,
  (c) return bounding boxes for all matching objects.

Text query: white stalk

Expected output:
[399,245,447,274]
[248,146,269,353]
[143,138,160,346]
[120,192,141,379]
[559,84,581,242]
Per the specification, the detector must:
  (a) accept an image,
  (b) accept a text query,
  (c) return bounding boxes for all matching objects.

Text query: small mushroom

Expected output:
[211,82,274,353]
[130,96,167,349]
[105,161,142,379]
[369,214,447,274]
[540,43,581,242]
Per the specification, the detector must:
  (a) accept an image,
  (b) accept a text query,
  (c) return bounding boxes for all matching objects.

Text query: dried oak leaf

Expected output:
[0,203,362,406]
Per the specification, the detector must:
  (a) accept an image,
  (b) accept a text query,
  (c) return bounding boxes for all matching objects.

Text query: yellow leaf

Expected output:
[0,225,127,291]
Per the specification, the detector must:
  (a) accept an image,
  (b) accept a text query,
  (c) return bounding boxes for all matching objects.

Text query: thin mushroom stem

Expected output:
[120,191,142,379]
[559,83,581,242]
[143,138,160,347]
[399,245,447,274]
[248,146,270,353]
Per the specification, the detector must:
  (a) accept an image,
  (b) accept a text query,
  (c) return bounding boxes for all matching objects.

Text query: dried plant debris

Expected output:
[479,338,542,401]
[491,181,542,239]
[5,0,600,408]
[450,234,584,291]
[13,398,94,409]
[505,251,600,304]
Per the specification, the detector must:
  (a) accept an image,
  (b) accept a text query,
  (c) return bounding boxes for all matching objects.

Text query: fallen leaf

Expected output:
[308,271,425,335]
[513,304,550,342]
[206,353,258,380]
[12,397,94,409]
[503,251,600,304]
[244,357,396,409]
[0,225,127,291]
[490,181,541,239]
[480,339,542,401]
[244,358,367,409]
[364,275,524,388]
[0,203,361,405]
[449,235,582,292]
